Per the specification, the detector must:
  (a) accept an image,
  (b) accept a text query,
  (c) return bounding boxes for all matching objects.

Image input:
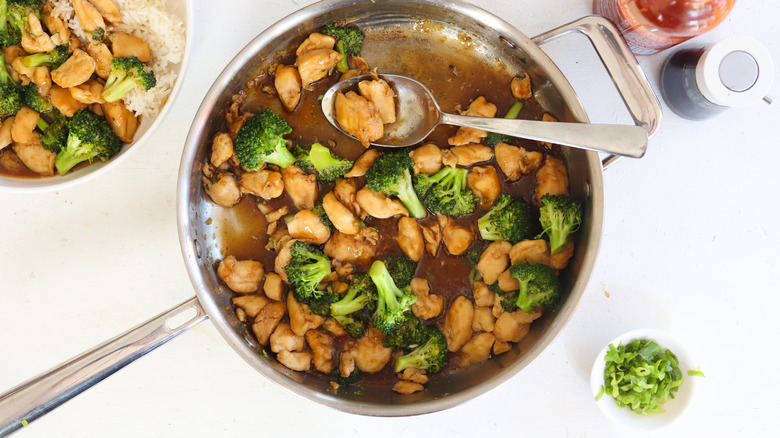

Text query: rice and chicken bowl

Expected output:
[0,0,184,179]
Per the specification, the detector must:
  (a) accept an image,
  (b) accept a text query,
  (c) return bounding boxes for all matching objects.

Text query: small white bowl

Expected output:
[0,0,193,193]
[590,329,698,431]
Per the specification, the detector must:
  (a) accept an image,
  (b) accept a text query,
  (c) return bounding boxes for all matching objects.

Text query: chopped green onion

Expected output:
[687,367,705,377]
[597,339,684,415]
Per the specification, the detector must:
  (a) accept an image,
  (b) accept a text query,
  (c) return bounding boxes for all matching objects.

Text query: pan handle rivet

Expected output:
[499,36,516,49]
[193,238,203,259]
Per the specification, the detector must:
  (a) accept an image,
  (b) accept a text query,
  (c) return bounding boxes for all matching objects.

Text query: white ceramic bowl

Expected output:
[590,329,698,431]
[0,0,193,193]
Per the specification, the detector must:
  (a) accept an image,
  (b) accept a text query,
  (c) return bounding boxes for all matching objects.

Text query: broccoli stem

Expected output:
[330,288,368,316]
[504,101,523,119]
[102,79,138,103]
[264,144,296,168]
[335,41,349,73]
[55,137,96,175]
[397,169,427,218]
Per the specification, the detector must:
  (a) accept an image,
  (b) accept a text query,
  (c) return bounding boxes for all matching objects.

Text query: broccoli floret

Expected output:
[477,193,535,243]
[364,150,427,218]
[0,53,23,118]
[321,23,365,73]
[234,107,295,170]
[311,202,334,231]
[284,240,332,306]
[508,263,560,313]
[36,111,68,153]
[88,27,105,41]
[382,254,416,289]
[331,273,377,316]
[332,315,367,338]
[101,56,156,103]
[331,365,362,386]
[294,142,353,182]
[394,326,448,373]
[20,44,69,70]
[536,194,583,254]
[383,315,428,350]
[55,109,122,175]
[2,0,43,47]
[415,165,477,217]
[485,101,523,146]
[0,0,19,47]
[369,260,417,334]
[23,83,53,112]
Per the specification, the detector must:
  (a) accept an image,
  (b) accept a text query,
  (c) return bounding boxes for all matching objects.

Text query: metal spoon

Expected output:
[321,74,648,158]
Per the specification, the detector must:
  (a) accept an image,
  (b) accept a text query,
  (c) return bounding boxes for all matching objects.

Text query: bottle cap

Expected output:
[695,36,774,108]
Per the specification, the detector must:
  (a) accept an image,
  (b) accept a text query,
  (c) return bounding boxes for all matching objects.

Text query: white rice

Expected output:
[49,0,185,119]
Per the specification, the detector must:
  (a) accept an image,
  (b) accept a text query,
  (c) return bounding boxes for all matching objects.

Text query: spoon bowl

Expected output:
[321,73,649,157]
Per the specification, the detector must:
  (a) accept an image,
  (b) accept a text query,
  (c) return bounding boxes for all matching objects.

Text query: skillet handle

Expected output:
[531,15,662,169]
[0,297,207,436]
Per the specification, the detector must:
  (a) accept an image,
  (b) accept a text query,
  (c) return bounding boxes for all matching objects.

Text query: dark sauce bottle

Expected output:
[660,49,727,120]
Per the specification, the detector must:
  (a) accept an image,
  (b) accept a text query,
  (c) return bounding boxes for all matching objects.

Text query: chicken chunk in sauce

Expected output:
[335,91,383,148]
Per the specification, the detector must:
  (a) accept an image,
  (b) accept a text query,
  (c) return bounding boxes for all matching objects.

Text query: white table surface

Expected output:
[2,0,779,436]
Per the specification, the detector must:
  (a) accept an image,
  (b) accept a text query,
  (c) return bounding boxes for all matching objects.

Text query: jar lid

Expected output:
[695,36,774,108]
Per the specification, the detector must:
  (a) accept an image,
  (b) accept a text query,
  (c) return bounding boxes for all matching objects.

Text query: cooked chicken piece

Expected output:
[240,169,283,200]
[509,239,551,265]
[345,148,380,177]
[477,241,512,285]
[324,318,347,337]
[102,98,140,143]
[90,0,122,23]
[70,79,106,104]
[274,64,302,111]
[333,178,358,210]
[393,380,425,395]
[493,308,541,343]
[449,144,494,166]
[396,217,423,262]
[263,272,285,301]
[295,32,336,56]
[274,239,298,284]
[399,367,428,384]
[13,134,56,176]
[467,166,501,204]
[217,255,264,293]
[281,164,317,209]
[494,142,543,181]
[472,306,496,333]
[447,96,497,145]
[51,49,96,88]
[493,341,512,355]
[297,48,342,87]
[42,4,72,46]
[492,293,507,319]
[286,209,332,245]
[277,350,311,372]
[270,322,305,353]
[420,222,441,256]
[287,293,325,336]
[31,67,52,97]
[335,91,383,147]
[410,277,443,320]
[49,85,88,117]
[356,186,408,219]
[264,205,289,224]
[539,113,558,148]
[232,295,269,319]
[204,172,241,207]
[22,14,56,53]
[85,42,112,79]
[339,55,370,81]
[348,327,392,373]
[209,133,233,167]
[497,269,519,292]
[305,330,335,374]
[358,78,396,124]
[339,351,356,379]
[511,74,532,100]
[10,57,35,84]
[442,296,475,352]
[109,31,150,62]
[0,117,14,151]
[73,0,106,39]
[472,282,494,308]
[323,230,377,265]
[409,143,442,175]
[322,192,360,235]
[535,156,569,203]
[252,301,286,345]
[458,332,496,367]
[11,107,39,145]
[438,215,474,256]
[549,238,575,270]
[440,148,457,169]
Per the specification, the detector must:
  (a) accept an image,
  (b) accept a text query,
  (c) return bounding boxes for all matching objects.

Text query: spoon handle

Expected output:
[440,113,648,158]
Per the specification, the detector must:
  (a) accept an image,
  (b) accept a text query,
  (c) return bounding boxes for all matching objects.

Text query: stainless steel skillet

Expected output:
[0,0,660,432]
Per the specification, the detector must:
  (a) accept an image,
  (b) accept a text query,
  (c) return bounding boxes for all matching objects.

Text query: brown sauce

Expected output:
[213,25,562,388]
